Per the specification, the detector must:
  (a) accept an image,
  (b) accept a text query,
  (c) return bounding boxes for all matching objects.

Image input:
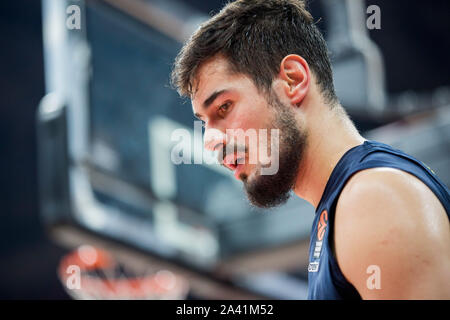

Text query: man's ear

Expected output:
[279,54,310,105]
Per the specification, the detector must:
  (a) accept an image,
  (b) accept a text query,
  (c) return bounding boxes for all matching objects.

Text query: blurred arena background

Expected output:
[0,0,449,299]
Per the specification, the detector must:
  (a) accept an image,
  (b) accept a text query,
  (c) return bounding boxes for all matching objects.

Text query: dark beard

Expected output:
[242,94,307,208]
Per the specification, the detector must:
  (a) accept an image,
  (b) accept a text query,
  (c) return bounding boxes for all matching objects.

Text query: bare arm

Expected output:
[334,167,450,299]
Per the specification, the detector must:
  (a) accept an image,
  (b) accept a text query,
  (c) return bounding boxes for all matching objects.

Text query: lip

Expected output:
[222,154,245,180]
[234,163,244,180]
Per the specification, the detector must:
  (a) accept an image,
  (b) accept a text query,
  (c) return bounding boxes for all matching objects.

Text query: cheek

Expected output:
[226,107,276,167]
[229,101,273,131]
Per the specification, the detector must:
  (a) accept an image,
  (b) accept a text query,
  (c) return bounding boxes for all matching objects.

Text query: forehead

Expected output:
[191,55,254,109]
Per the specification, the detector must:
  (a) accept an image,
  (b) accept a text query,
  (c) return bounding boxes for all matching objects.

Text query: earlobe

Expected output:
[279,54,310,105]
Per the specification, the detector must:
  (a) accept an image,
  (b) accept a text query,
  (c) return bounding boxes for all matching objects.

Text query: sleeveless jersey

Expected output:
[307,140,450,299]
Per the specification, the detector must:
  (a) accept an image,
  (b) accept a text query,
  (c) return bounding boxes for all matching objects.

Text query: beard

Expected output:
[242,93,307,208]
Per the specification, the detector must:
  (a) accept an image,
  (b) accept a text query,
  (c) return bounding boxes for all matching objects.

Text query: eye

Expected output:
[217,102,232,119]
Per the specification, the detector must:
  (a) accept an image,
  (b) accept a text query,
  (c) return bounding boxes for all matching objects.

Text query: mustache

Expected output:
[216,143,248,165]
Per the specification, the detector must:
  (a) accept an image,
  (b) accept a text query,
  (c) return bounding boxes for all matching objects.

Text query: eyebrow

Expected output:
[204,89,227,109]
[194,89,228,120]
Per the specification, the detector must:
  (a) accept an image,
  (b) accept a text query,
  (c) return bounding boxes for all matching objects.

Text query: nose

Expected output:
[203,126,226,152]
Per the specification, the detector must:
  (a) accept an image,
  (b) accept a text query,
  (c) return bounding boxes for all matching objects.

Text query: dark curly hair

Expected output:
[171,0,337,105]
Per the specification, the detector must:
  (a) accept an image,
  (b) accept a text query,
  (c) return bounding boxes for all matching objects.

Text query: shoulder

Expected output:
[334,167,450,299]
[336,167,446,225]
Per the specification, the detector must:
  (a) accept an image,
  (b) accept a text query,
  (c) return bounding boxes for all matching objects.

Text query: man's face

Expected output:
[192,55,307,208]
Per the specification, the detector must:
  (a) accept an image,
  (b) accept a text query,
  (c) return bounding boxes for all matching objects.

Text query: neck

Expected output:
[293,104,365,209]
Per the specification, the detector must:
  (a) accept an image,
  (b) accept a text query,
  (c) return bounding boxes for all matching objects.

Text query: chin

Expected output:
[238,164,258,182]
[241,160,299,209]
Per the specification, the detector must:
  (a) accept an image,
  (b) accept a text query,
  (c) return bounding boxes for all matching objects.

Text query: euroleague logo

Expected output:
[309,210,329,272]
[317,210,328,241]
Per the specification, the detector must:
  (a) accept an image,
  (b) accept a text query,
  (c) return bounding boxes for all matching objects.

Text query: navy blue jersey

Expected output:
[307,140,450,300]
